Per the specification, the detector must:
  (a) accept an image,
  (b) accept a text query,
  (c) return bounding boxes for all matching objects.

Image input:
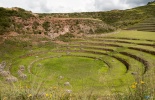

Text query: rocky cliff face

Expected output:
[11,15,115,38]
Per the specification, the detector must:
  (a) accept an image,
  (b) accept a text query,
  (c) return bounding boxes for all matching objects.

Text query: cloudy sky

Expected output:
[0,0,153,13]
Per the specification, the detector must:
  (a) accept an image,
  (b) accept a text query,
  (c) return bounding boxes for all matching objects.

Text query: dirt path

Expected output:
[48,17,102,21]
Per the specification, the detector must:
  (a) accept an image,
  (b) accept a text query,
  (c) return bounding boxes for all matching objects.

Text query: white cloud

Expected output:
[0,0,153,13]
[23,0,95,13]
[0,0,27,8]
[94,0,152,11]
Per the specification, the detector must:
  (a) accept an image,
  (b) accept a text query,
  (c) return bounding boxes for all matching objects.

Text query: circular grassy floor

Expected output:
[31,56,108,91]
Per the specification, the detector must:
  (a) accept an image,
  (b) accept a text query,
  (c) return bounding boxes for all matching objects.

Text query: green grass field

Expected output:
[0,30,155,99]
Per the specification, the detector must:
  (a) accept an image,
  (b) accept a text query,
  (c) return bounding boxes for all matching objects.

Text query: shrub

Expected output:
[32,21,39,29]
[147,0,155,5]
[95,25,116,34]
[57,33,75,42]
[42,21,50,31]
[33,30,42,34]
[0,7,33,34]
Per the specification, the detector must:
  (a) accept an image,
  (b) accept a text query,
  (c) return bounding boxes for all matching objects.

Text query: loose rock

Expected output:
[0,71,10,77]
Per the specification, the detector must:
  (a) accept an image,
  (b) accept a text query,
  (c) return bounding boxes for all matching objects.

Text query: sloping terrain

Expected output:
[0,7,34,34]
[127,17,155,32]
[1,2,155,39]
[41,2,155,28]
[0,7,115,38]
[12,17,115,38]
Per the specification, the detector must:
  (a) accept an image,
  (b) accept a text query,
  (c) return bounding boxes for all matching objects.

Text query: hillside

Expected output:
[0,7,115,38]
[40,2,155,28]
[0,7,34,34]
[127,17,155,32]
[1,1,155,99]
[0,2,155,39]
[12,17,115,37]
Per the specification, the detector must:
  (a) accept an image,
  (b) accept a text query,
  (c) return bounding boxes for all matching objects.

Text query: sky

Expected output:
[0,0,153,13]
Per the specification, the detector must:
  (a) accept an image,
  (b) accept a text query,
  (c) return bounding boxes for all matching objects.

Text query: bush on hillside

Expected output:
[0,7,33,35]
[57,33,75,42]
[32,21,39,29]
[42,21,50,31]
[147,0,155,5]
